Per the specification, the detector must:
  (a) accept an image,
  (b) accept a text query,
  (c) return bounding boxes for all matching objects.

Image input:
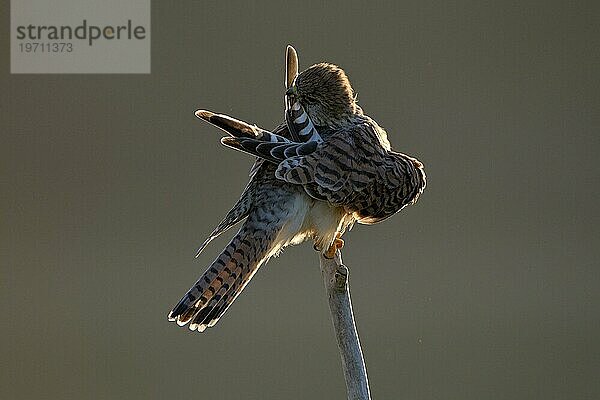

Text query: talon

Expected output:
[324,232,344,258]
[324,245,336,259]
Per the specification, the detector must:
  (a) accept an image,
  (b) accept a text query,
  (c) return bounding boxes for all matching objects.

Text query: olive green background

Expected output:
[2,1,599,399]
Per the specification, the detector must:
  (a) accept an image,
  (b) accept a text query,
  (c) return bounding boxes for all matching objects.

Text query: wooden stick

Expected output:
[319,250,372,400]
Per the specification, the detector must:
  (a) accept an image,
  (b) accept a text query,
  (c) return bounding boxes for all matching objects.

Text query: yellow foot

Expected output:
[324,232,344,259]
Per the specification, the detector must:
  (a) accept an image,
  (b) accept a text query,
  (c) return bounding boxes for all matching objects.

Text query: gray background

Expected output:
[2,1,599,399]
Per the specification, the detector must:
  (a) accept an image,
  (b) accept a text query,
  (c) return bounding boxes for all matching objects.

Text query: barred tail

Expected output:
[168,219,281,332]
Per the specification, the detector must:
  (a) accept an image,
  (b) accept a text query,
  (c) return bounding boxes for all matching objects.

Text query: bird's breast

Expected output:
[270,193,351,255]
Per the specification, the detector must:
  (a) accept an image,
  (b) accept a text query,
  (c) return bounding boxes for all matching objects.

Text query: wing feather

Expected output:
[275,124,382,205]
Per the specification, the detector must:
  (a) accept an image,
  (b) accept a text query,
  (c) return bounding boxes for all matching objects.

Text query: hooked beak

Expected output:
[285,85,298,97]
[285,85,298,111]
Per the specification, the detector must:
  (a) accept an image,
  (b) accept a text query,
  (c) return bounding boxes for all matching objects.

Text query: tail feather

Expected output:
[189,249,244,331]
[169,219,281,332]
[196,255,263,331]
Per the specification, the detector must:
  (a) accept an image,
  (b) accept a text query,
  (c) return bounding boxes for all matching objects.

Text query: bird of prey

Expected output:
[168,46,426,332]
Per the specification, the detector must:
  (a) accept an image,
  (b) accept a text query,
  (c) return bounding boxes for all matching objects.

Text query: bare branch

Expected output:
[320,250,371,400]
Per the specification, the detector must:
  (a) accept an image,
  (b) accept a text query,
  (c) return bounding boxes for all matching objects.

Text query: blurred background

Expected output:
[2,1,599,399]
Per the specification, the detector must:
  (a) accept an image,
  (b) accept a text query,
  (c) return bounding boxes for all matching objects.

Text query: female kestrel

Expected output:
[168,46,426,332]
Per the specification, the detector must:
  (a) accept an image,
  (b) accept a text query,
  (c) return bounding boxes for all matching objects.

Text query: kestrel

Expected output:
[168,46,426,332]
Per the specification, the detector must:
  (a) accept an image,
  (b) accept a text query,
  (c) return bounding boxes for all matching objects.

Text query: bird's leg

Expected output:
[324,232,344,259]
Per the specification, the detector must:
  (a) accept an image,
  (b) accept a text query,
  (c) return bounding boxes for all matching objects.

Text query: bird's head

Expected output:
[286,62,359,126]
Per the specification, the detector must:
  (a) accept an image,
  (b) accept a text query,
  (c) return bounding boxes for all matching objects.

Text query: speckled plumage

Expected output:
[168,47,426,332]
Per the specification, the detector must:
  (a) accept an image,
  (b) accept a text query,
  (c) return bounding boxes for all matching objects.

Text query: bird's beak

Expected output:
[285,86,297,97]
[285,85,298,112]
